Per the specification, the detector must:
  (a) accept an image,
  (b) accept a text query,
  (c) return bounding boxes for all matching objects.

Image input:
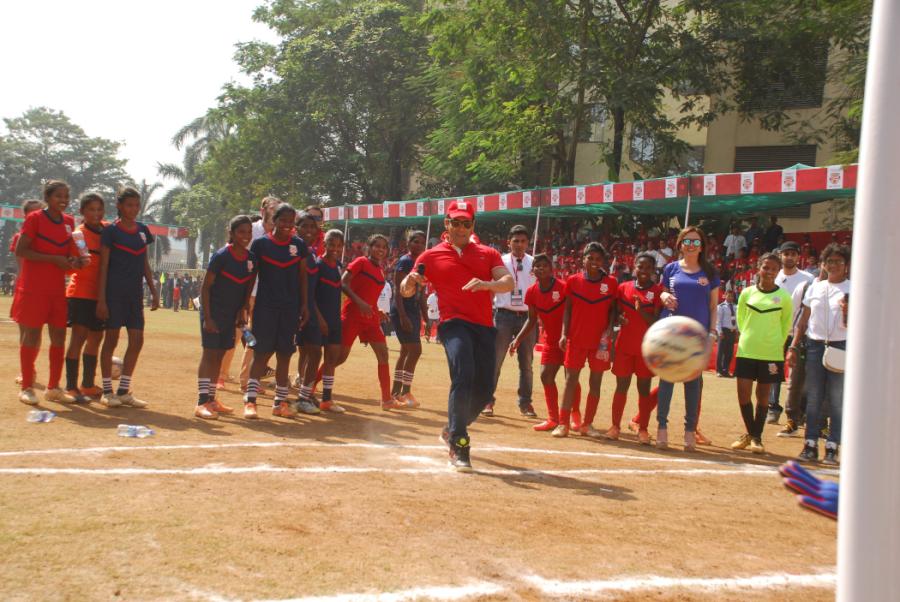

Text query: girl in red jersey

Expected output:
[334,234,405,410]
[509,254,580,432]
[608,252,662,444]
[554,242,618,438]
[14,180,85,405]
[64,193,107,402]
[11,199,45,387]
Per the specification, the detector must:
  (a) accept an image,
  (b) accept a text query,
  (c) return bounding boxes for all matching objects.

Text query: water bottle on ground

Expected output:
[26,410,55,423]
[72,230,91,259]
[242,327,257,348]
[117,424,155,438]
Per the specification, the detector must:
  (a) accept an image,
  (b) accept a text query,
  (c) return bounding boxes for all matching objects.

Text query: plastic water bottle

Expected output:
[242,327,257,348]
[26,410,55,423]
[72,230,91,259]
[117,424,154,438]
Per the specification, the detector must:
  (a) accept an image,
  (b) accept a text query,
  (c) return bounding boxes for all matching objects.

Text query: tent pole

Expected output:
[532,203,542,256]
[425,215,432,248]
[683,174,692,227]
[838,0,900,599]
[341,209,349,265]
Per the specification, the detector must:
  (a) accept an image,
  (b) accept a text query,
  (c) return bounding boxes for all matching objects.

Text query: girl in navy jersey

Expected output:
[194,215,257,419]
[245,203,310,419]
[656,226,720,451]
[14,180,83,405]
[314,229,346,412]
[389,230,427,408]
[294,212,326,413]
[96,187,160,408]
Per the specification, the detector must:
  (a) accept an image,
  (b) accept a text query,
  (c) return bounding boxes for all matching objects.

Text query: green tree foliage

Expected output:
[0,107,130,202]
[211,0,432,205]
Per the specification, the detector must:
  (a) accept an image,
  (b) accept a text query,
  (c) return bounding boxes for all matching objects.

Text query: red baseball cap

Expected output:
[446,199,475,220]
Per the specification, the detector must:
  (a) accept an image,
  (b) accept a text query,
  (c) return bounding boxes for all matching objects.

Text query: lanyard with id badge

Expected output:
[508,256,526,307]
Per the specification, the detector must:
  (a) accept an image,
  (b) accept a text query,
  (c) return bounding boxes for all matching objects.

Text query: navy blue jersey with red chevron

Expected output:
[304,253,319,314]
[100,220,153,301]
[207,244,257,319]
[315,256,342,322]
[249,233,309,309]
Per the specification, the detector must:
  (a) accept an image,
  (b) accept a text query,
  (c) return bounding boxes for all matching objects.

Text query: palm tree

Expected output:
[136,179,163,221]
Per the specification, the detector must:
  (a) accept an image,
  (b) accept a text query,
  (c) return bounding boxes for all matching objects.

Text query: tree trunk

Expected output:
[608,106,626,182]
[186,236,197,269]
[564,0,592,186]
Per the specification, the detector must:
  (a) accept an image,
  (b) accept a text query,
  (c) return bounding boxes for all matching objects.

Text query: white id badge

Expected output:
[510,290,524,306]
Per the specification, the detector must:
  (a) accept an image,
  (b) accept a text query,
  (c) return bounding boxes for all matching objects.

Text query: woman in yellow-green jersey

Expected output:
[730,252,793,454]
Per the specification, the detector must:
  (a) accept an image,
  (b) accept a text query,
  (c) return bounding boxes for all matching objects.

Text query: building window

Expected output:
[629,127,655,164]
[734,144,817,172]
[578,104,607,143]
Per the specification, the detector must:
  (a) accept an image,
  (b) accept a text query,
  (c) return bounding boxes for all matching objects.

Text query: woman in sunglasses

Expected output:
[656,226,720,450]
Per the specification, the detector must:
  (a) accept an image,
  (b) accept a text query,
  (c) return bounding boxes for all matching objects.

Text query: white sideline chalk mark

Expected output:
[522,571,836,596]
[0,440,769,469]
[254,582,506,602]
[0,464,771,478]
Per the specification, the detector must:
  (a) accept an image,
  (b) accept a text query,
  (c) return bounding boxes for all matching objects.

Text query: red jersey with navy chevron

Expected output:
[616,280,663,356]
[18,209,76,296]
[564,271,617,349]
[342,256,385,324]
[524,278,566,347]
[315,257,342,323]
[101,220,153,301]
[207,244,257,319]
[249,233,308,309]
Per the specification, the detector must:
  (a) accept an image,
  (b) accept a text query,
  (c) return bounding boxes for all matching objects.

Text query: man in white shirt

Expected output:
[425,291,440,343]
[724,224,747,260]
[715,290,738,377]
[768,241,816,423]
[485,225,538,417]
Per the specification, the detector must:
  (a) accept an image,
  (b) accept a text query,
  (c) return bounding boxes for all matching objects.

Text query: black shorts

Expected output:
[296,316,342,346]
[67,298,106,332]
[390,309,421,344]
[252,304,298,355]
[106,296,145,330]
[200,313,238,350]
[734,357,784,384]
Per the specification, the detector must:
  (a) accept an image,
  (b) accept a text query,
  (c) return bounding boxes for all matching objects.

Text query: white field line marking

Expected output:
[522,571,836,596]
[0,440,767,468]
[253,582,506,602]
[0,464,773,477]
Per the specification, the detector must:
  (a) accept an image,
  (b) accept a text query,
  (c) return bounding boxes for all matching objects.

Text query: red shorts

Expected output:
[564,345,611,373]
[540,343,565,366]
[13,292,67,328]
[612,349,654,379]
[341,317,387,347]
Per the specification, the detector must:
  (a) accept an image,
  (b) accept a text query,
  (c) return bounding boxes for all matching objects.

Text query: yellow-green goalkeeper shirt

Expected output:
[736,284,794,361]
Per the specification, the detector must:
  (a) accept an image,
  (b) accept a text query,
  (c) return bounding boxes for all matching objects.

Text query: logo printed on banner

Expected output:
[550,188,560,206]
[416,202,424,216]
[499,192,507,210]
[576,187,586,205]
[0,207,13,218]
[168,227,178,238]
[382,201,390,216]
[781,169,797,192]
[633,181,644,201]
[665,178,677,198]
[827,165,844,190]
[477,196,485,212]
[604,184,614,203]
[522,191,532,208]
[399,203,406,217]
[338,207,345,220]
[703,175,716,196]
[437,200,445,214]
[353,206,359,219]
[741,173,754,194]
[367,205,374,218]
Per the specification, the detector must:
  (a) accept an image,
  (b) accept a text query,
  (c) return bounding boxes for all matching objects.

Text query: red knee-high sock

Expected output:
[611,392,628,428]
[20,346,39,389]
[377,363,391,402]
[542,383,559,422]
[638,395,654,430]
[584,393,600,426]
[48,346,65,389]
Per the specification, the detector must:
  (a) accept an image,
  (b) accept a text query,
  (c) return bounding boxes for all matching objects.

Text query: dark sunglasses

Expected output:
[449,219,473,229]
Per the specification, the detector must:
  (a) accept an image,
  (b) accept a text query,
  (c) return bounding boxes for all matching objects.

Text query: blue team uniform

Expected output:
[297,253,320,346]
[249,233,309,354]
[101,220,153,330]
[390,253,422,344]
[202,244,257,349]
[315,257,343,345]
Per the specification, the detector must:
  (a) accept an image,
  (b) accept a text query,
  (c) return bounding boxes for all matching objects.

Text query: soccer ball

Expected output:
[111,356,124,380]
[641,316,710,382]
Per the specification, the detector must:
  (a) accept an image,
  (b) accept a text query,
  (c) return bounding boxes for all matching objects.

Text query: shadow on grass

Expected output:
[472,456,637,500]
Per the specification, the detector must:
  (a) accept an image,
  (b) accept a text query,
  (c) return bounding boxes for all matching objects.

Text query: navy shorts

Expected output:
[106,296,144,330]
[200,312,238,350]
[297,316,342,346]
[390,309,421,344]
[68,298,106,332]
[252,304,298,355]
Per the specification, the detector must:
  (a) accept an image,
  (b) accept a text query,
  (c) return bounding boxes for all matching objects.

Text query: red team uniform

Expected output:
[524,278,566,366]
[341,256,388,346]
[14,210,76,328]
[563,271,618,372]
[613,280,663,379]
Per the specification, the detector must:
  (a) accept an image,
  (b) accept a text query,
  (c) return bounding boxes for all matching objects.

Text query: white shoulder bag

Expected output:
[822,284,846,374]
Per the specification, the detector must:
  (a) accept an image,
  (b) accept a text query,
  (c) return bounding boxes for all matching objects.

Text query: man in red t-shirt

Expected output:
[554,242,618,438]
[401,200,513,472]
[609,252,663,444]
